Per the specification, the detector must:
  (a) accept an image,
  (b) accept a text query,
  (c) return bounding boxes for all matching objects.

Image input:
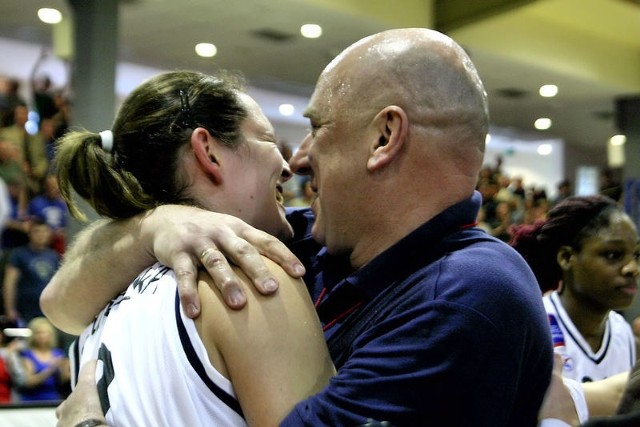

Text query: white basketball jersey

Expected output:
[70,262,247,427]
[544,291,636,383]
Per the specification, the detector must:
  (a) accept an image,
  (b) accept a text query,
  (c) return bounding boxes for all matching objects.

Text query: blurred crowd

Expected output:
[473,158,624,244]
[0,72,71,404]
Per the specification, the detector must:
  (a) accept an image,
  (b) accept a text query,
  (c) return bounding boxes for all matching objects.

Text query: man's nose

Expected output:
[289,134,312,176]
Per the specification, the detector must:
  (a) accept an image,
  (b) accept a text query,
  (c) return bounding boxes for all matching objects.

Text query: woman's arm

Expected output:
[41,217,154,334]
[21,354,63,388]
[197,257,335,427]
[582,372,629,417]
[41,205,305,335]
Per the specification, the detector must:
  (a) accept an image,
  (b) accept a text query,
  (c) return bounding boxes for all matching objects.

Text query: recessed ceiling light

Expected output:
[534,118,552,130]
[195,43,217,58]
[537,144,553,155]
[300,24,322,39]
[610,135,626,146]
[279,104,295,116]
[38,8,62,24]
[539,85,558,98]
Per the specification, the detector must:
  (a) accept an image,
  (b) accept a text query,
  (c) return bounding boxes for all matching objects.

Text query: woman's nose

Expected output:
[622,256,640,277]
[280,160,293,182]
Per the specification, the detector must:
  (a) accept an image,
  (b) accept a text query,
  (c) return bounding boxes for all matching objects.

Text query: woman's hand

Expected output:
[141,205,306,315]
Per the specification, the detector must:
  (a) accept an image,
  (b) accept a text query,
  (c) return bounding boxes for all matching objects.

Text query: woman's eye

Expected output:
[603,251,624,262]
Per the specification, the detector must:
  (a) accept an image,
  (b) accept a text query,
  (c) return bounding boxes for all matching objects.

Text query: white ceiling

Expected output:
[1,0,639,152]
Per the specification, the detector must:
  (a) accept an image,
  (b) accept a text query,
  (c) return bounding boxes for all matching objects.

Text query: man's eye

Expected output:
[309,124,320,137]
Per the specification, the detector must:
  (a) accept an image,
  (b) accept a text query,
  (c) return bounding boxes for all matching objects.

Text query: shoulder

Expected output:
[196,256,316,349]
[440,229,538,295]
[415,229,546,329]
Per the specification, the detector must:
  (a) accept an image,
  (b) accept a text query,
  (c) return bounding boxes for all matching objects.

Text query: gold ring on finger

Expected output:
[200,247,217,263]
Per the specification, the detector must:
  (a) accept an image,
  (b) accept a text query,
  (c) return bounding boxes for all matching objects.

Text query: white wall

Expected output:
[484,130,565,199]
[0,406,58,427]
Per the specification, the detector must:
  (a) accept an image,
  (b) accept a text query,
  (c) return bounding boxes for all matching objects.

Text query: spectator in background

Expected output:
[28,117,52,187]
[489,200,514,242]
[287,177,314,207]
[553,179,573,206]
[30,50,59,122]
[511,195,638,384]
[17,316,69,401]
[39,117,58,171]
[511,176,527,200]
[0,103,46,196]
[3,219,60,325]
[0,315,24,403]
[1,175,30,255]
[0,103,33,167]
[600,168,623,203]
[0,79,26,127]
[0,136,27,190]
[27,175,68,255]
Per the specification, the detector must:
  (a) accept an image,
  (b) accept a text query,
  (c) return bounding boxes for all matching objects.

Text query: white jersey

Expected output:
[544,291,636,383]
[70,262,247,427]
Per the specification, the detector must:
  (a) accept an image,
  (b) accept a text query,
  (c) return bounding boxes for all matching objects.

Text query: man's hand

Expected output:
[142,205,306,316]
[56,360,106,427]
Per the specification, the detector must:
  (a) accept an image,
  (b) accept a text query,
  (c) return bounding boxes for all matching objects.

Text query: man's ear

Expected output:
[191,127,223,184]
[367,106,408,172]
[557,246,575,271]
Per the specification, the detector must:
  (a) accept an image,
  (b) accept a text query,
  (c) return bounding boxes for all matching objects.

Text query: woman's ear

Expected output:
[191,127,223,184]
[557,246,575,271]
[367,106,408,172]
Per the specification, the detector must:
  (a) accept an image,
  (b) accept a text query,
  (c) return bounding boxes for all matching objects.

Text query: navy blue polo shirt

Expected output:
[283,193,552,426]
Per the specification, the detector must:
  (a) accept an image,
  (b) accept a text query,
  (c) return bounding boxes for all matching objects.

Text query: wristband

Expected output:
[74,419,108,427]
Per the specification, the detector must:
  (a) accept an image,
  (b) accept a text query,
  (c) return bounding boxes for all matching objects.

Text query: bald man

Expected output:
[46,29,552,426]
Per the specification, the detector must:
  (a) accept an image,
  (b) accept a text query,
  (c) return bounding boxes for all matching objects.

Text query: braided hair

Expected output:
[510,195,620,293]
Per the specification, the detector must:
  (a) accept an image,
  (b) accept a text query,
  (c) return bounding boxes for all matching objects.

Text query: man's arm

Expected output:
[41,205,305,334]
[3,264,20,321]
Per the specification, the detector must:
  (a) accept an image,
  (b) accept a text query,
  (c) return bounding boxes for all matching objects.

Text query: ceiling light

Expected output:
[534,118,552,130]
[537,144,553,156]
[300,24,322,39]
[539,85,558,98]
[195,43,217,58]
[485,134,491,145]
[278,104,295,116]
[38,8,62,24]
[609,135,626,146]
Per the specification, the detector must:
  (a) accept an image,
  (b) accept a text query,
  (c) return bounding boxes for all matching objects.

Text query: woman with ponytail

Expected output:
[48,70,334,426]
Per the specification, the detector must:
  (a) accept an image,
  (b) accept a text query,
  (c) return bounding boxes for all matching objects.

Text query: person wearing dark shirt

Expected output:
[46,28,552,427]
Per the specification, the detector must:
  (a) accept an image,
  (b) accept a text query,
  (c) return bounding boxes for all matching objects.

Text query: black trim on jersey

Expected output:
[70,338,80,386]
[174,291,245,418]
[551,295,611,364]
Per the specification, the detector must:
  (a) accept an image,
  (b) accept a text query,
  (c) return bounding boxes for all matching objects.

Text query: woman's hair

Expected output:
[55,70,248,220]
[510,195,620,293]
[27,316,58,348]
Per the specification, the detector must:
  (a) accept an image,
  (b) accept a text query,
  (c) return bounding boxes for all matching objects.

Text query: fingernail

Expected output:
[263,279,278,292]
[188,304,199,318]
[293,263,306,275]
[229,289,244,306]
